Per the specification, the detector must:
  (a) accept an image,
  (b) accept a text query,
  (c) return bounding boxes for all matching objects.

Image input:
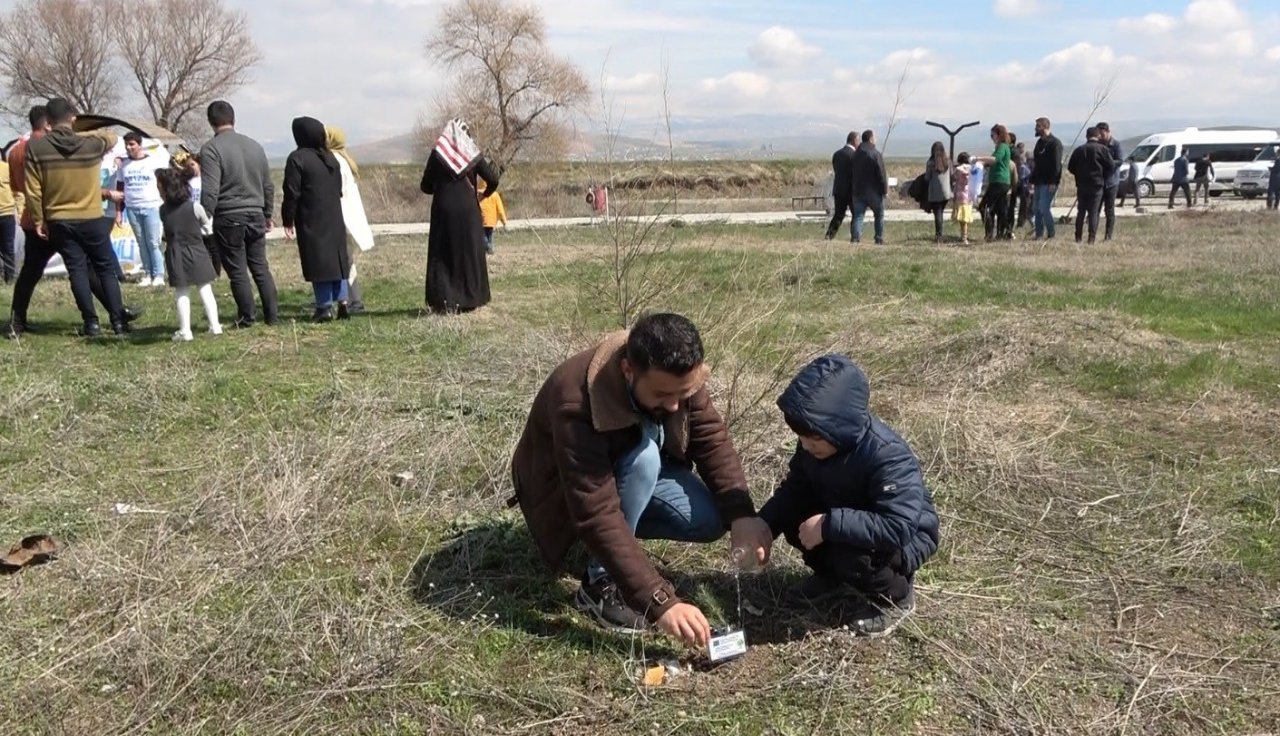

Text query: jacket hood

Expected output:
[46,126,94,157]
[777,354,871,451]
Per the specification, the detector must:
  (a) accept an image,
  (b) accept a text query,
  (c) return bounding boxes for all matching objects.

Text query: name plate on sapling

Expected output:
[707,627,748,663]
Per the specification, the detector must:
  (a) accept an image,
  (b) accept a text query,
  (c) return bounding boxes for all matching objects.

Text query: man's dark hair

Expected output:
[1096,121,1110,132]
[626,313,703,375]
[1036,116,1051,129]
[45,98,74,125]
[207,100,235,128]
[1086,126,1098,139]
[846,130,858,144]
[861,129,874,143]
[27,105,47,130]
[123,131,143,145]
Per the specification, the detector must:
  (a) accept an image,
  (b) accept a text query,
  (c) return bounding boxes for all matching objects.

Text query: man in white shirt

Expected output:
[113,132,169,285]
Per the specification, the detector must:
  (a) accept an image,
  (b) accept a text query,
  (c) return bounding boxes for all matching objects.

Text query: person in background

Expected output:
[171,151,217,276]
[1168,149,1192,209]
[113,132,168,286]
[1117,155,1142,211]
[200,100,279,328]
[971,124,1013,242]
[477,179,507,255]
[1002,132,1020,239]
[1014,141,1033,229]
[1096,122,1123,240]
[325,126,372,314]
[952,153,974,246]
[849,129,888,245]
[1066,127,1115,244]
[0,149,15,284]
[1031,117,1063,240]
[156,167,221,341]
[1268,154,1280,211]
[23,98,130,337]
[923,141,951,244]
[281,116,349,322]
[1192,153,1215,206]
[825,131,859,241]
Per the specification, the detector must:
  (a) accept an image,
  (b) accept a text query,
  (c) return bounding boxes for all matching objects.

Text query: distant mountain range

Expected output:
[281,115,1280,165]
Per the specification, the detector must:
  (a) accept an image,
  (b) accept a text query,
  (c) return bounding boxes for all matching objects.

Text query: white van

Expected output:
[1121,128,1279,198]
[1231,143,1279,199]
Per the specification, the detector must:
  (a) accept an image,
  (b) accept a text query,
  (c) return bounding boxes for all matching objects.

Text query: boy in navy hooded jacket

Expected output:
[758,354,940,636]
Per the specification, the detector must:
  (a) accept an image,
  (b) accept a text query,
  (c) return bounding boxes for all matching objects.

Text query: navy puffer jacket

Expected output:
[759,355,941,574]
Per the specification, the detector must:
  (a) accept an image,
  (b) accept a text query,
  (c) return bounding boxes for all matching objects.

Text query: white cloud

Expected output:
[994,0,1046,18]
[604,73,659,93]
[1118,0,1256,58]
[700,71,772,98]
[748,26,821,68]
[1267,47,1280,61]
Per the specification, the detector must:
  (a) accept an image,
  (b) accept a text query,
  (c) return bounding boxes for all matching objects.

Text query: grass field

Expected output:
[2,210,1279,734]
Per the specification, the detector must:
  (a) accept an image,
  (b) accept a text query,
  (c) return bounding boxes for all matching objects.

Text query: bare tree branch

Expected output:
[0,0,119,118]
[111,0,262,133]
[421,0,589,170]
[880,59,915,156]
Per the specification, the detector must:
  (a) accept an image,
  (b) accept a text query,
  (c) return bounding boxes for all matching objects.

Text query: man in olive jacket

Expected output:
[511,313,772,648]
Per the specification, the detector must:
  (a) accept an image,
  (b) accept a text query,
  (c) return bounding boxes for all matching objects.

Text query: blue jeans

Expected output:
[852,194,885,243]
[126,206,164,279]
[586,423,725,582]
[1033,186,1056,238]
[311,280,349,310]
[1268,182,1279,210]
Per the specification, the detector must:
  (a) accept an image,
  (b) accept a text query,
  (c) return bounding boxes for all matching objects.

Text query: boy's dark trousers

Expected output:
[0,214,15,282]
[214,211,278,326]
[1102,186,1117,240]
[47,218,125,328]
[1168,181,1191,208]
[8,229,118,327]
[784,528,911,602]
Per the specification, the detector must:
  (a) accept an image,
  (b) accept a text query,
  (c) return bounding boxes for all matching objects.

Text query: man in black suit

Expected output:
[825,131,859,240]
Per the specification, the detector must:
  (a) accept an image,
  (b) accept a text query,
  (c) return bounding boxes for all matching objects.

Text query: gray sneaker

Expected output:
[851,587,916,638]
[573,576,648,634]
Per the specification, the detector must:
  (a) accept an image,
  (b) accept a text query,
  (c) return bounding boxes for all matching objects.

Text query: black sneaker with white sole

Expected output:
[851,586,916,638]
[573,575,648,634]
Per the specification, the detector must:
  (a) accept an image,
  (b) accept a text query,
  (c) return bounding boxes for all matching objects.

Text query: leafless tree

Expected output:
[1067,72,1120,150]
[0,0,120,119]
[111,0,262,136]
[879,59,915,156]
[423,0,590,171]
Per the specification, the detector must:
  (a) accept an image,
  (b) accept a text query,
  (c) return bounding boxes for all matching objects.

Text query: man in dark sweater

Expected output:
[1067,127,1115,244]
[849,129,888,245]
[825,132,858,241]
[200,100,278,327]
[1031,117,1063,240]
[1097,122,1123,240]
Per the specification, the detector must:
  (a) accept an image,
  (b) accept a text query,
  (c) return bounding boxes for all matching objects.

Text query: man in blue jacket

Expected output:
[1168,150,1192,209]
[754,354,940,637]
[1097,122,1123,240]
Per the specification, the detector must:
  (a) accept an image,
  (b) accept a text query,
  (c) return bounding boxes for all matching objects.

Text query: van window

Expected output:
[1130,144,1158,163]
[1184,143,1273,163]
[1153,145,1175,164]
[1258,145,1279,162]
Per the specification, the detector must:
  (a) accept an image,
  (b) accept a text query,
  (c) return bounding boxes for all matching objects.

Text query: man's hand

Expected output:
[265,219,274,233]
[114,213,123,227]
[730,516,773,567]
[655,602,711,649]
[108,191,124,204]
[284,226,296,240]
[798,514,825,550]
[35,224,47,240]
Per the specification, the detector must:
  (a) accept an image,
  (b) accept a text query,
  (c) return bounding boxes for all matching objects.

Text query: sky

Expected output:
[8,0,1280,149]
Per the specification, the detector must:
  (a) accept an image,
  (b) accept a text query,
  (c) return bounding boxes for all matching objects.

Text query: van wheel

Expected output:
[1138,179,1155,198]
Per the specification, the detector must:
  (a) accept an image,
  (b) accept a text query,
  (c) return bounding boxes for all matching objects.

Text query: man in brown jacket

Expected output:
[512,313,774,647]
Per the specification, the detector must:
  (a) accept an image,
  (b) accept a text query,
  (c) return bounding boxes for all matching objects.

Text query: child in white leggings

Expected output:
[156,168,221,341]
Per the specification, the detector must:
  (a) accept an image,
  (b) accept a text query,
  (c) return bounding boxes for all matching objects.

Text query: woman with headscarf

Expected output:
[325,126,374,315]
[419,119,498,314]
[282,116,349,322]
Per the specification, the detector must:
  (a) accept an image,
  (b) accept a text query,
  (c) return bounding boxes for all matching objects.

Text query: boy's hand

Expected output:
[798,514,825,550]
[729,516,773,567]
[655,602,711,648]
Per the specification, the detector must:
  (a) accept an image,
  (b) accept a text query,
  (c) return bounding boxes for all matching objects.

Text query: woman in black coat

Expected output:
[420,119,499,314]
[283,116,350,322]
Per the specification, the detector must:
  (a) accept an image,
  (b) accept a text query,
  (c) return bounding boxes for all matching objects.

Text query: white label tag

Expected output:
[707,629,748,662]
